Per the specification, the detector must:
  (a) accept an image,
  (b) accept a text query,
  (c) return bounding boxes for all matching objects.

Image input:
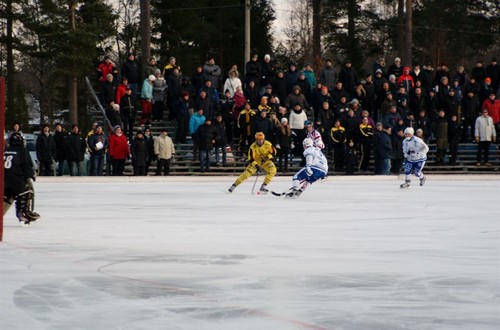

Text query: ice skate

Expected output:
[17,211,33,226]
[400,180,411,188]
[285,188,302,198]
[227,184,237,193]
[419,176,426,186]
[27,210,41,220]
[258,184,269,195]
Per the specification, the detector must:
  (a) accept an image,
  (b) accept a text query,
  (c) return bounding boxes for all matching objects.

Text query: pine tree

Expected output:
[152,0,275,77]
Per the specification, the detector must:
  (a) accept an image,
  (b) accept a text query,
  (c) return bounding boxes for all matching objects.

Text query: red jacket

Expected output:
[108,133,129,160]
[397,67,414,89]
[98,62,114,83]
[482,98,500,124]
[116,84,127,104]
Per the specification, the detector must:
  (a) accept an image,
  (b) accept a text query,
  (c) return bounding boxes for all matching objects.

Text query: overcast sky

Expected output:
[272,0,291,41]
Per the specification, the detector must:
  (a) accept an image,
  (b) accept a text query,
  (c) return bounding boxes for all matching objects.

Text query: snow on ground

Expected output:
[1,175,499,330]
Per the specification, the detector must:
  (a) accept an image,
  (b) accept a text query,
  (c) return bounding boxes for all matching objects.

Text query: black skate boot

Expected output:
[400,180,411,188]
[26,210,41,220]
[16,211,33,226]
[228,184,237,193]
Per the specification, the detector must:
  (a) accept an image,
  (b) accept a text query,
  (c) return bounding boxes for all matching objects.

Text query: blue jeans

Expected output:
[129,83,138,104]
[56,160,66,176]
[199,149,210,172]
[69,161,84,176]
[381,158,391,175]
[91,154,105,176]
[214,145,226,165]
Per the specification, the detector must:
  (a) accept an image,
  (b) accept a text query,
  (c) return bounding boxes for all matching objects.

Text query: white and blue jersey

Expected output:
[306,129,325,149]
[293,146,328,185]
[402,136,429,176]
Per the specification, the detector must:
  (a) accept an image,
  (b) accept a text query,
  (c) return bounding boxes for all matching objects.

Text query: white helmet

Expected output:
[404,127,414,140]
[404,127,414,135]
[303,138,314,148]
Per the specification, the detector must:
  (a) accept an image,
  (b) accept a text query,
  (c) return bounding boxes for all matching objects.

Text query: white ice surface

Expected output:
[1,175,499,330]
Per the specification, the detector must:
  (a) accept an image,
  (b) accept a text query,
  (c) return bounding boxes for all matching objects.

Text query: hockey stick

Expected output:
[251,170,260,194]
[271,187,294,197]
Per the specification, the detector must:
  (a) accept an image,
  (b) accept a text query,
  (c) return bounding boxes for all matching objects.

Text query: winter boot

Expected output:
[400,180,411,188]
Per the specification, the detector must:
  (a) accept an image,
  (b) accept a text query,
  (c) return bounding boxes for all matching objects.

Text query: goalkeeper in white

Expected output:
[401,127,429,188]
[286,138,328,198]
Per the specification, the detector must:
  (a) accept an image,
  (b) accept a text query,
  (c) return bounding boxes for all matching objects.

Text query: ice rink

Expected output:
[1,175,499,330]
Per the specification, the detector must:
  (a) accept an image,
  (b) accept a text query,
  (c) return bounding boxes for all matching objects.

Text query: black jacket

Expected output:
[195,123,219,150]
[66,133,86,162]
[272,76,288,106]
[53,130,68,161]
[4,145,35,194]
[131,137,148,166]
[36,133,56,162]
[213,120,228,146]
[373,130,393,159]
[121,59,139,84]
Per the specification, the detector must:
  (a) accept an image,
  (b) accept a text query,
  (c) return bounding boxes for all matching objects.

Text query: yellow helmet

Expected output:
[254,132,265,140]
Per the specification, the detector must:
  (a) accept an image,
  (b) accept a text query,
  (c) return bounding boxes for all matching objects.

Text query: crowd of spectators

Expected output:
[8,53,499,176]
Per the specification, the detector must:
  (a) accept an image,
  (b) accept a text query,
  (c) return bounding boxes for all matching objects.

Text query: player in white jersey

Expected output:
[400,127,429,188]
[304,120,325,149]
[285,138,328,198]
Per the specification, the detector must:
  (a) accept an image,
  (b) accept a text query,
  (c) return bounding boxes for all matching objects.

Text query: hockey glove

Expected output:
[306,166,313,176]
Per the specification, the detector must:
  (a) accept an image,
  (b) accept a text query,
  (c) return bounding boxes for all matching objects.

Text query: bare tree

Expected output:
[282,0,313,64]
[113,0,140,63]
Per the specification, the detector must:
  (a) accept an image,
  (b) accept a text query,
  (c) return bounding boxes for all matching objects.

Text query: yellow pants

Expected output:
[235,160,277,186]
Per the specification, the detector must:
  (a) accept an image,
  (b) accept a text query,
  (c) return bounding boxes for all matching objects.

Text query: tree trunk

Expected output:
[312,0,322,74]
[346,0,359,66]
[140,0,151,79]
[69,0,78,125]
[244,0,251,68]
[397,0,404,58]
[403,0,412,68]
[6,0,15,123]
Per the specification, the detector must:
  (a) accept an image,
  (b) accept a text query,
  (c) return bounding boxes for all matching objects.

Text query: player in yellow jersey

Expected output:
[228,132,277,194]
